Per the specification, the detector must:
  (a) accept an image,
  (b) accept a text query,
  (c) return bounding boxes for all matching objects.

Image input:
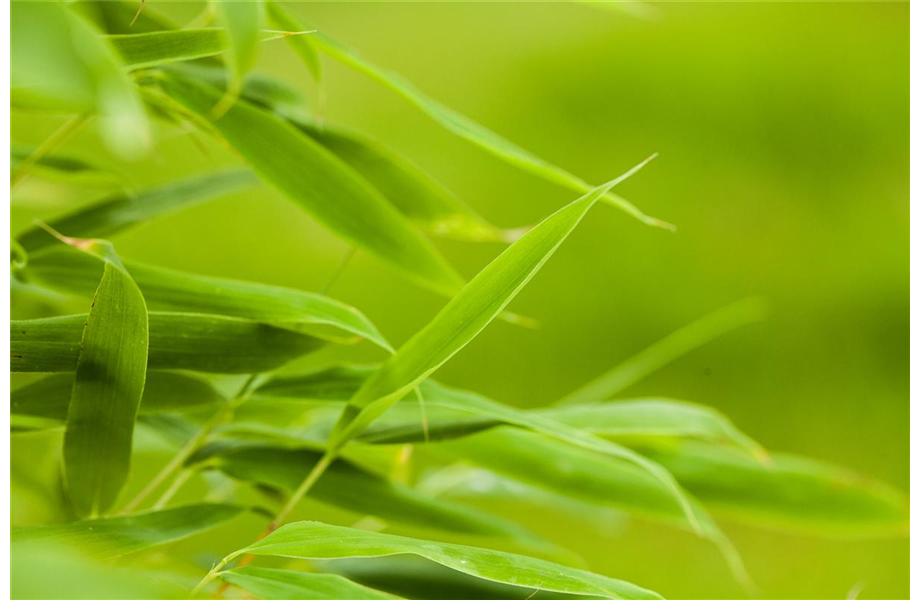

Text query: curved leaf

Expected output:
[23,249,391,350]
[220,567,401,600]
[12,503,245,560]
[12,312,324,374]
[228,521,662,600]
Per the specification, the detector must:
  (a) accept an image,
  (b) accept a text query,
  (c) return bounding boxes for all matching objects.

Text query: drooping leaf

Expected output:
[220,567,401,600]
[23,249,391,350]
[156,71,465,296]
[11,2,150,158]
[11,312,324,374]
[193,443,534,539]
[60,239,148,517]
[16,170,257,255]
[266,1,322,83]
[324,161,654,450]
[298,22,671,229]
[292,119,522,243]
[226,521,662,600]
[644,441,910,537]
[557,297,769,405]
[214,0,265,92]
[12,503,245,560]
[12,371,225,424]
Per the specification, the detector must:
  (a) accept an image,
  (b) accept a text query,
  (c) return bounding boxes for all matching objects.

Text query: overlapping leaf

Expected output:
[220,567,401,600]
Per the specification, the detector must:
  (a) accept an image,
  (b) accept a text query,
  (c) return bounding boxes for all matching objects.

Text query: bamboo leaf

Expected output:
[11,312,325,374]
[292,119,522,243]
[23,249,391,350]
[109,28,227,69]
[156,71,466,296]
[11,2,150,158]
[266,1,322,83]
[325,161,653,450]
[557,297,769,405]
[11,145,120,186]
[644,441,910,537]
[12,503,245,560]
[215,0,265,91]
[12,371,225,424]
[60,238,148,517]
[299,23,671,229]
[16,170,258,255]
[220,567,402,600]
[193,443,535,540]
[226,521,662,600]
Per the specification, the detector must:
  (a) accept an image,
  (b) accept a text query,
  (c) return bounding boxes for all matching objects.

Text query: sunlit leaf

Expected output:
[156,71,465,296]
[220,567,401,600]
[12,503,245,560]
[266,1,322,83]
[11,312,324,374]
[225,521,662,600]
[109,28,227,69]
[15,170,257,255]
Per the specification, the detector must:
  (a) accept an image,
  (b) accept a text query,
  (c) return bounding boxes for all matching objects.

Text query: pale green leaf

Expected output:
[227,521,662,600]
[215,0,265,87]
[220,567,401,600]
[11,312,324,374]
[266,1,322,83]
[156,71,465,296]
[557,297,769,405]
[23,249,391,350]
[109,28,227,69]
[61,238,148,517]
[16,170,257,255]
[12,503,245,560]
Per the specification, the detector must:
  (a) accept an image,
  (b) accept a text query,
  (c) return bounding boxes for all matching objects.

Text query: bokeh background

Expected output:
[11,2,908,598]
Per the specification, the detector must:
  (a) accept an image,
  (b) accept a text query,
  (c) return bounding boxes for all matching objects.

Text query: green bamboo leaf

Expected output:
[224,521,661,600]
[109,28,227,69]
[78,0,178,35]
[193,443,534,539]
[644,441,910,537]
[557,297,769,405]
[12,371,225,424]
[213,0,265,113]
[156,71,466,296]
[325,159,654,450]
[292,119,523,243]
[220,567,401,600]
[298,23,670,230]
[266,1,322,83]
[23,249,391,350]
[11,2,150,158]
[58,238,148,517]
[11,145,119,186]
[12,503,245,560]
[11,312,324,374]
[15,170,257,255]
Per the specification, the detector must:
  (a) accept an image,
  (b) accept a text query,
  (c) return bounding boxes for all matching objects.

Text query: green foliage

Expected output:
[10,2,906,599]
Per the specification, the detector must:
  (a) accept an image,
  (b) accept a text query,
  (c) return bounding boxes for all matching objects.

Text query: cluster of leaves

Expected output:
[10,2,908,599]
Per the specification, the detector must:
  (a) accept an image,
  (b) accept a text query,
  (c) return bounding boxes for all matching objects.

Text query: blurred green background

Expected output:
[11,2,908,598]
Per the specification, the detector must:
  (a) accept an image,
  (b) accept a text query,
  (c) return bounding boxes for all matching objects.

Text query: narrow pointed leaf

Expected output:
[301,24,670,229]
[12,312,324,374]
[11,145,119,186]
[157,72,465,296]
[266,1,322,83]
[215,1,265,89]
[12,503,245,560]
[228,521,662,600]
[23,249,391,350]
[62,239,148,517]
[220,567,401,600]
[558,297,769,405]
[326,164,652,450]
[16,170,257,255]
[12,371,225,424]
[109,28,227,69]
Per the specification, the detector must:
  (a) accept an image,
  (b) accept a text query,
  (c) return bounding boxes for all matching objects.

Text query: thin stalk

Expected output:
[11,114,90,188]
[321,245,357,294]
[120,375,259,515]
[152,465,198,510]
